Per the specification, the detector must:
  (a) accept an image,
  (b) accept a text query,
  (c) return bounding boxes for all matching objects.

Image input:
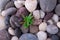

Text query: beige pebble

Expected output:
[57,22,60,28]
[39,22,47,31]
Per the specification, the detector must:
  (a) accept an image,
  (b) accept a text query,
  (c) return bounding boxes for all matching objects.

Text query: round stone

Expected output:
[25,0,37,12]
[10,15,23,28]
[11,36,18,40]
[37,31,47,40]
[39,0,57,12]
[20,26,28,33]
[0,16,6,30]
[52,14,59,22]
[14,1,25,8]
[5,1,14,9]
[30,25,39,34]
[8,27,15,35]
[40,10,45,18]
[57,22,60,28]
[55,4,60,16]
[19,33,38,40]
[51,35,59,40]
[14,28,22,37]
[16,7,29,17]
[0,30,10,40]
[33,10,40,19]
[0,0,10,12]
[47,24,58,34]
[1,7,17,16]
[39,22,47,31]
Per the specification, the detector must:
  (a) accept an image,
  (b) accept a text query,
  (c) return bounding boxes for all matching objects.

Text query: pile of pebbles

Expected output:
[0,0,60,40]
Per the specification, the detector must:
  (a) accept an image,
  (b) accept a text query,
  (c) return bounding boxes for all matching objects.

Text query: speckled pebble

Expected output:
[47,25,58,34]
[39,0,57,12]
[1,7,17,16]
[37,31,47,40]
[52,14,59,22]
[55,4,60,16]
[30,25,39,34]
[19,33,38,40]
[40,10,45,18]
[11,36,18,40]
[14,1,25,8]
[8,27,15,35]
[25,0,37,12]
[33,10,40,19]
[39,22,47,31]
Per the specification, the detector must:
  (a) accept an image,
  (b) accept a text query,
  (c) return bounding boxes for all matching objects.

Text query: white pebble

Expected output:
[33,10,40,19]
[37,31,47,40]
[52,14,59,22]
[39,22,47,31]
[14,1,25,8]
[11,36,18,40]
[57,22,60,28]
[47,19,53,24]
[8,27,15,35]
[40,10,45,18]
[25,0,37,12]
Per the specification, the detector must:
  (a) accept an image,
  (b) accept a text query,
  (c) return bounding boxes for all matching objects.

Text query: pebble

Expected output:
[11,36,18,40]
[40,10,45,18]
[0,0,10,12]
[55,4,60,16]
[57,22,60,28]
[33,10,40,19]
[1,7,17,16]
[16,7,29,17]
[8,27,15,35]
[0,16,6,30]
[0,30,10,40]
[30,25,39,34]
[33,19,42,25]
[37,31,47,40]
[44,12,53,21]
[14,28,22,37]
[20,26,28,33]
[47,24,58,34]
[39,0,57,12]
[52,14,59,22]
[10,15,23,28]
[51,35,59,40]
[47,38,51,40]
[25,0,37,12]
[5,1,14,9]
[47,19,53,25]
[14,1,25,8]
[19,33,38,40]
[39,22,47,31]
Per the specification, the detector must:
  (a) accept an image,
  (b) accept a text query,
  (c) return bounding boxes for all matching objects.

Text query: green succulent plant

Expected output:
[23,13,33,28]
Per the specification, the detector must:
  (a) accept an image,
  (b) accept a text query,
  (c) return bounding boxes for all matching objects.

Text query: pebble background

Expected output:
[0,0,60,40]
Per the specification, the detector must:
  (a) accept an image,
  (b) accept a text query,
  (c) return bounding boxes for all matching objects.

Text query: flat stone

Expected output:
[47,24,58,34]
[39,0,57,12]
[20,26,28,33]
[1,7,17,16]
[37,31,47,40]
[39,22,47,31]
[25,0,37,12]
[55,4,60,16]
[30,25,39,34]
[5,1,14,9]
[0,30,10,40]
[19,33,38,40]
[11,36,18,40]
[33,10,40,19]
[8,27,15,35]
